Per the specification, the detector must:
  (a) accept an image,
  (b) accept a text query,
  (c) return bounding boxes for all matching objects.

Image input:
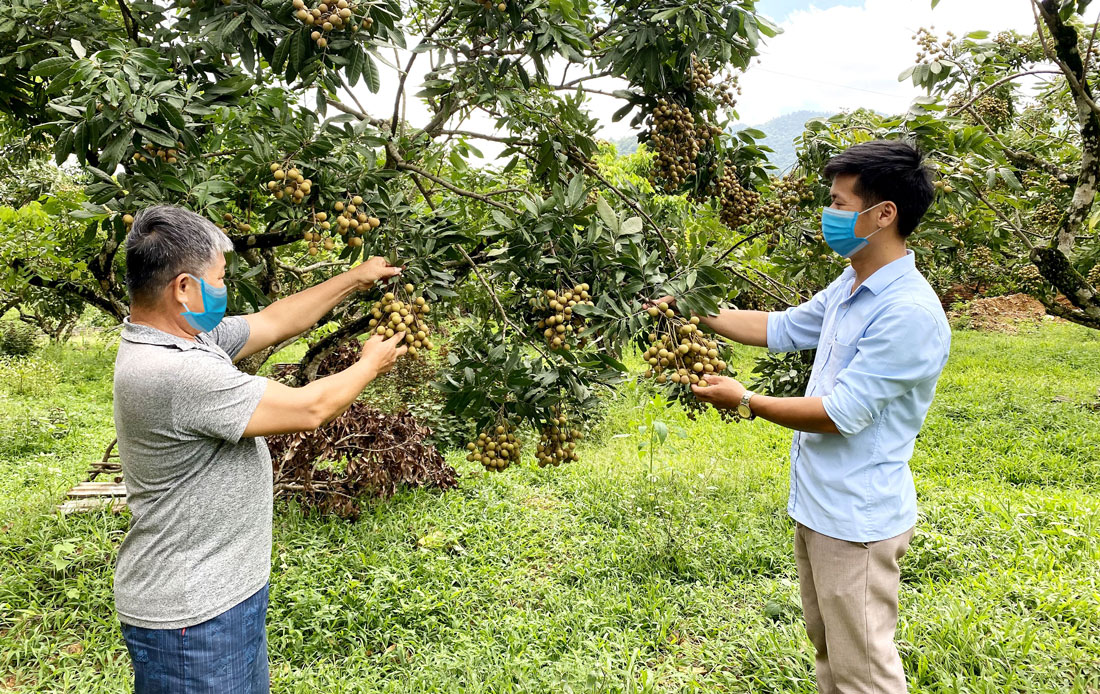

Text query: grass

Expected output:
[0,322,1098,692]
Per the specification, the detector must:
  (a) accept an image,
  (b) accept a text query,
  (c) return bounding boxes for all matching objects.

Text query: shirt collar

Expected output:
[121,317,204,350]
[844,250,917,297]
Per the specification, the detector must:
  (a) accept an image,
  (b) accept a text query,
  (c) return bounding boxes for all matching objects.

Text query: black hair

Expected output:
[125,205,233,305]
[823,139,935,237]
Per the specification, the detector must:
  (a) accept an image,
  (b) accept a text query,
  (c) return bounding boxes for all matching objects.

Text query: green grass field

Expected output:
[1,321,1098,693]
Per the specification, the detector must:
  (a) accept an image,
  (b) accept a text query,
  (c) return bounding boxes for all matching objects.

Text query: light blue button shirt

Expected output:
[766,251,951,542]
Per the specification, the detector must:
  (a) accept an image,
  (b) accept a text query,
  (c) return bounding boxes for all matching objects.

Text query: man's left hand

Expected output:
[348,256,402,291]
[690,374,746,410]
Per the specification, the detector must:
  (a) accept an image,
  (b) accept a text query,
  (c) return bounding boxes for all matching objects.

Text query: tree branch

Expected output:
[971,184,1036,250]
[18,263,127,321]
[558,71,614,88]
[435,129,534,146]
[228,227,303,251]
[327,99,390,130]
[948,70,1062,117]
[567,150,676,264]
[392,8,454,136]
[394,159,518,214]
[117,0,140,44]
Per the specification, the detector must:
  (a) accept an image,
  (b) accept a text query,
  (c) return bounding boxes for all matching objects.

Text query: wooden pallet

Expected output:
[59,439,129,514]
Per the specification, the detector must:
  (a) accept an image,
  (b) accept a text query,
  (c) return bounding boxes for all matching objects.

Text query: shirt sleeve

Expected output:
[206,315,252,360]
[172,353,268,443]
[766,286,831,353]
[822,304,949,438]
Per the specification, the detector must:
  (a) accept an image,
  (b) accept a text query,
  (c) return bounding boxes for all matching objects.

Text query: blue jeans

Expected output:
[121,584,269,694]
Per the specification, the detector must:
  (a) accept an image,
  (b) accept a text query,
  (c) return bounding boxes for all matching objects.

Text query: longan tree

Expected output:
[1,0,805,440]
[894,0,1100,329]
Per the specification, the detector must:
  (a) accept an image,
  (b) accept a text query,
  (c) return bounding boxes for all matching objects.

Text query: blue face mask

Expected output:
[180,274,228,333]
[821,201,888,258]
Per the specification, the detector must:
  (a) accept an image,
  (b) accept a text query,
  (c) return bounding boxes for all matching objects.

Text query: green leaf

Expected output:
[654,421,668,443]
[158,101,185,130]
[362,52,380,93]
[596,195,618,232]
[346,48,363,86]
[30,56,73,78]
[652,7,684,21]
[621,216,642,236]
[137,127,177,148]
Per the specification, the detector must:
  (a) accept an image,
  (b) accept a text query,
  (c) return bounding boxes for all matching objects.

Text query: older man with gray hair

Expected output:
[113,205,406,693]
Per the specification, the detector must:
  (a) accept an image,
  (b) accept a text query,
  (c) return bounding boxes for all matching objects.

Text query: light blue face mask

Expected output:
[180,273,228,333]
[821,201,888,258]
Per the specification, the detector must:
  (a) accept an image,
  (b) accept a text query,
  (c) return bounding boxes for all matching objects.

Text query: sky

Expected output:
[343,0,1041,157]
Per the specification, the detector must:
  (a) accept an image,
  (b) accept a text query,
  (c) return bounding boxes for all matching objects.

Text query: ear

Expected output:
[172,273,194,306]
[877,201,898,229]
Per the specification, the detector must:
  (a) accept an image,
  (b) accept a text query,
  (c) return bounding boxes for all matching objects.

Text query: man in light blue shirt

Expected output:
[662,140,948,693]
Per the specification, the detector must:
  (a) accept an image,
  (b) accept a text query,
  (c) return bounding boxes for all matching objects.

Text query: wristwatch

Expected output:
[737,391,756,420]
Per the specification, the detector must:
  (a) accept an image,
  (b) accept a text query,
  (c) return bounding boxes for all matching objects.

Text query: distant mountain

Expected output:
[736,110,832,172]
[605,110,832,170]
[608,134,639,155]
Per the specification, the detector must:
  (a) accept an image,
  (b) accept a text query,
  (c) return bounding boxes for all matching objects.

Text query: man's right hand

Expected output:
[646,295,677,310]
[359,332,407,376]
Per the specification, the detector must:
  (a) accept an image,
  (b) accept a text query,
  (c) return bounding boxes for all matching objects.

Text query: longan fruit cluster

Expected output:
[122,213,134,230]
[969,95,1012,131]
[642,305,728,388]
[266,163,312,204]
[132,142,181,164]
[466,424,521,472]
[912,26,954,64]
[709,166,760,229]
[367,283,433,359]
[293,0,372,48]
[933,178,956,194]
[530,283,594,352]
[943,213,973,235]
[1087,264,1100,288]
[475,0,508,10]
[535,407,582,468]
[648,99,721,191]
[994,31,1051,64]
[302,212,334,254]
[1017,263,1048,295]
[1021,171,1069,193]
[758,176,813,232]
[216,211,254,234]
[966,246,997,279]
[689,55,714,93]
[1032,201,1063,228]
[687,56,739,109]
[333,195,380,248]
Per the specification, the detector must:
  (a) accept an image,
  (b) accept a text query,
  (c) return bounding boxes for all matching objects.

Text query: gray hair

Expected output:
[125,205,235,305]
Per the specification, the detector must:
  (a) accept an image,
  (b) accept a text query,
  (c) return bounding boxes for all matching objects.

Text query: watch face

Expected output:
[737,403,752,418]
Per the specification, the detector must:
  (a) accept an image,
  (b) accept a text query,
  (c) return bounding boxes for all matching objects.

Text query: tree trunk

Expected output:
[1032,2,1100,325]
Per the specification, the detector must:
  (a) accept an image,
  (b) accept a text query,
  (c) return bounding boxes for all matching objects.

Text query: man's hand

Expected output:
[644,295,678,313]
[690,374,746,410]
[347,256,402,291]
[359,332,407,376]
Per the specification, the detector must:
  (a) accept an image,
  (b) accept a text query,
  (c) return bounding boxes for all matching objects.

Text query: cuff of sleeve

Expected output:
[228,376,268,443]
[766,312,794,353]
[822,387,874,438]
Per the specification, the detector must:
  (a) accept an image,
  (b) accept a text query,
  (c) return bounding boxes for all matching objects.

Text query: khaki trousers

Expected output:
[794,522,914,694]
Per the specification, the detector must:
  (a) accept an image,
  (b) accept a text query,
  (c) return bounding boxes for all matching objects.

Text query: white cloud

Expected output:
[736,0,1037,124]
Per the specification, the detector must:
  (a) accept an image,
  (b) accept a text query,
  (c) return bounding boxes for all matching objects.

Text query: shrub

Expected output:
[0,321,40,356]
